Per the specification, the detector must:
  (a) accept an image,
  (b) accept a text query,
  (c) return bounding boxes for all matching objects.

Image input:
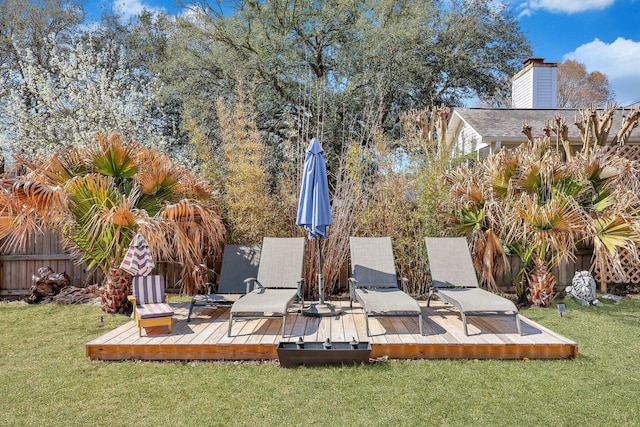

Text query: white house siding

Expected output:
[531,65,557,108]
[455,122,484,156]
[512,70,533,108]
[512,62,558,109]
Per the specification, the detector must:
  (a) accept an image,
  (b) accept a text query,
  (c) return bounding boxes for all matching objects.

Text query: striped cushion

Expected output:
[133,275,165,304]
[137,303,174,319]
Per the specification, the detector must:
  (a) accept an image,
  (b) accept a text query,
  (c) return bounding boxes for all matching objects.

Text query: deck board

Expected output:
[86,301,578,361]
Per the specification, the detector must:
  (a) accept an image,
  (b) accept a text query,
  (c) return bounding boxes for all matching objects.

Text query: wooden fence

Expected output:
[492,248,595,292]
[0,231,183,297]
[0,231,633,297]
[0,231,97,296]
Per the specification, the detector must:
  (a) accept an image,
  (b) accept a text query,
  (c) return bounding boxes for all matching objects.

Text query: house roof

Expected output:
[448,107,640,145]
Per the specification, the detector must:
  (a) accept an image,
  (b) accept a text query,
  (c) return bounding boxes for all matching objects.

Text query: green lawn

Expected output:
[1,296,639,427]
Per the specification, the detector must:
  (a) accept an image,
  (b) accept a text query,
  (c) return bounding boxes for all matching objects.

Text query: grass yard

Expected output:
[1,295,639,427]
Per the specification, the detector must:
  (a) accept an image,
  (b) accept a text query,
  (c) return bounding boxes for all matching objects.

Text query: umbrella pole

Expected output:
[302,237,342,317]
[317,238,324,305]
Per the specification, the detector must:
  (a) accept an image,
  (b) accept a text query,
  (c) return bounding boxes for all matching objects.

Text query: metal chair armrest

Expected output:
[297,279,305,304]
[348,278,358,304]
[400,277,409,293]
[244,277,260,293]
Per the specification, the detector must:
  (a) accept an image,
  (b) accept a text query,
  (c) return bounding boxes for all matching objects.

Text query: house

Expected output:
[445,58,640,159]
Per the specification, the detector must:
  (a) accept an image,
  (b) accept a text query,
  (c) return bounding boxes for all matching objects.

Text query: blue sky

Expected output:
[512,0,640,106]
[93,0,640,106]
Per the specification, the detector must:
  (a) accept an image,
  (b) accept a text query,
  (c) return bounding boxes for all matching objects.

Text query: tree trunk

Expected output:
[526,256,556,307]
[100,268,132,315]
[25,267,71,303]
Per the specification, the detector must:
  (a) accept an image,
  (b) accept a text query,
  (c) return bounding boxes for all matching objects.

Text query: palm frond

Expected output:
[471,229,507,290]
[455,204,484,234]
[592,215,640,254]
[155,199,226,293]
[63,174,136,273]
[484,153,518,198]
[90,133,137,180]
[11,180,64,218]
[0,192,42,251]
[514,192,585,266]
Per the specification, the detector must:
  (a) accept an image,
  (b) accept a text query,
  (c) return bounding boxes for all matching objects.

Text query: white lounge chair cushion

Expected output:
[230,288,299,315]
[435,287,517,313]
[355,287,421,314]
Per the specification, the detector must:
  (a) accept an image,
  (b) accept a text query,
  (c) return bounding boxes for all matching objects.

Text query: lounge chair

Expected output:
[128,275,174,337]
[228,237,305,337]
[348,237,424,336]
[187,244,261,322]
[424,237,522,336]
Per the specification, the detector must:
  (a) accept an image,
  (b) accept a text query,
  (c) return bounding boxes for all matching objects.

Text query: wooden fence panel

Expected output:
[493,251,594,291]
[0,231,101,296]
[155,262,183,293]
[0,231,186,296]
[0,230,633,297]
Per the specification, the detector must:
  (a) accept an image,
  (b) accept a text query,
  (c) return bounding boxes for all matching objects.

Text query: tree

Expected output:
[0,0,84,98]
[0,34,168,159]
[154,0,530,166]
[0,133,226,311]
[557,59,614,108]
[0,5,188,165]
[442,105,640,306]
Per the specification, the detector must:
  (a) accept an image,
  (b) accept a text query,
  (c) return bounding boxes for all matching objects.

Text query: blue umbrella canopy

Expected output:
[296,138,332,239]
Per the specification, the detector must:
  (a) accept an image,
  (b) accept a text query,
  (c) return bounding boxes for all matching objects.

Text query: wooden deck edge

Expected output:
[86,343,279,361]
[86,342,578,361]
[370,343,579,360]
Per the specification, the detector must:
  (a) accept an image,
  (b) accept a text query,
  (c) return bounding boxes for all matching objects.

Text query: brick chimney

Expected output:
[511,57,558,108]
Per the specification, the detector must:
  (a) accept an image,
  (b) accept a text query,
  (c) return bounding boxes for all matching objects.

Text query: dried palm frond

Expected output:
[513,193,586,266]
[12,180,63,217]
[613,105,640,146]
[155,199,225,294]
[470,228,508,291]
[590,215,640,282]
[0,195,42,251]
[484,152,519,197]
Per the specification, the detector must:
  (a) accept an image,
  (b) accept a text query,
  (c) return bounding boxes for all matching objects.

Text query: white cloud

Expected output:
[564,37,640,106]
[517,0,614,15]
[112,0,164,19]
[179,4,208,22]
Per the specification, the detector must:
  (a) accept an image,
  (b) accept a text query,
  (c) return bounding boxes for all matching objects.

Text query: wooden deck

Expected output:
[86,301,578,361]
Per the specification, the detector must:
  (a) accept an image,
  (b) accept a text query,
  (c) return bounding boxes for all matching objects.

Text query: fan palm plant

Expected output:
[443,137,640,306]
[0,133,225,313]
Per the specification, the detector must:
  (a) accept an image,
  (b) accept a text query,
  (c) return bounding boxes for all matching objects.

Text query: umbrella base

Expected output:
[302,303,343,317]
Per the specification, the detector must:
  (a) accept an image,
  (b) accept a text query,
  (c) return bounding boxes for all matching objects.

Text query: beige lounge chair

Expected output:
[425,237,522,336]
[187,244,261,322]
[349,237,424,336]
[228,237,305,337]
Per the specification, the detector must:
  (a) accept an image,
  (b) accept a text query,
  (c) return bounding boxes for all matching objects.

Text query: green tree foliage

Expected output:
[151,0,530,166]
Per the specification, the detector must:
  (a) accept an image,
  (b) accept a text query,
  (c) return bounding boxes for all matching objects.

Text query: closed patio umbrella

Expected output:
[119,232,155,276]
[296,138,340,317]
